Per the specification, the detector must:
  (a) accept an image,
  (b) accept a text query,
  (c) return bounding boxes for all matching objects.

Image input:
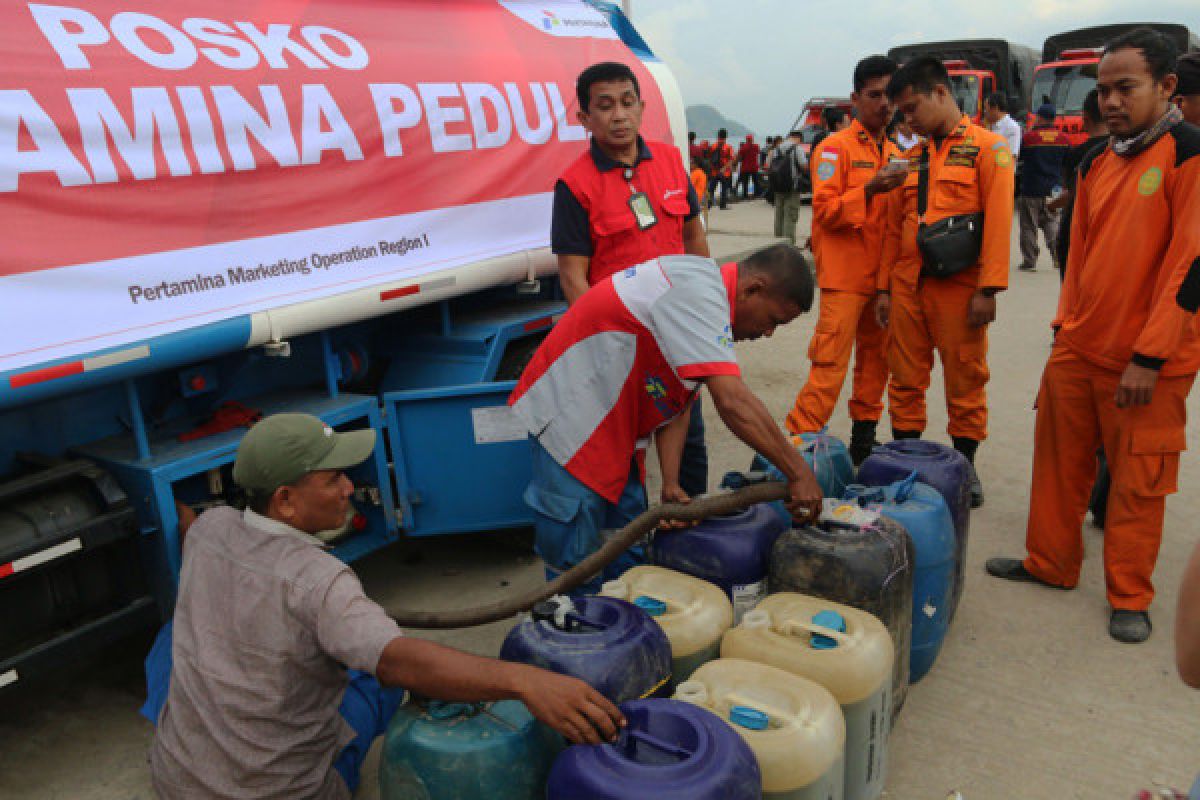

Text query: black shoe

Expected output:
[849,420,880,466]
[1109,610,1152,643]
[967,461,984,508]
[985,557,1071,589]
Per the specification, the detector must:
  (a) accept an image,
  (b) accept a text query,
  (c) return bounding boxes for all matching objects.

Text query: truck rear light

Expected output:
[1059,48,1102,61]
[942,59,968,69]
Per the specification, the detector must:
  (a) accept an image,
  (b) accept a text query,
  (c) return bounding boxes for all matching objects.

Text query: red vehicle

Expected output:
[888,40,1038,125]
[1035,23,1199,144]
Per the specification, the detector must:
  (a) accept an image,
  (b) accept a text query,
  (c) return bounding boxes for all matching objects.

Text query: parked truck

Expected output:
[0,0,686,692]
[1035,23,1199,144]
[887,39,1039,125]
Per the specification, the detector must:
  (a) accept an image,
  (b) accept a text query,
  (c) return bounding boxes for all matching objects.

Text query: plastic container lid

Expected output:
[729,705,770,730]
[633,595,667,617]
[809,610,846,650]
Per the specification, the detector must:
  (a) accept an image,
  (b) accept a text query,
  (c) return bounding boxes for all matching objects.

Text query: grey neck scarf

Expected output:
[1111,106,1184,158]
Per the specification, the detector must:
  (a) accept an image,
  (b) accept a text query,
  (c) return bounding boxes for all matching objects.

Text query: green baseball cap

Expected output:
[232,413,376,492]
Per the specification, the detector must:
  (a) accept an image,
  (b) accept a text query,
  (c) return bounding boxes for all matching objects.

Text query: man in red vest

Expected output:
[552,61,711,501]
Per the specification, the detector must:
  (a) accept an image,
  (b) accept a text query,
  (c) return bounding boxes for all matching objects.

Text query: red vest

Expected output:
[560,139,691,286]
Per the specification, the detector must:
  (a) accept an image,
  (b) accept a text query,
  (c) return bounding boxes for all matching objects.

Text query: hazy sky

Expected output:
[630,1,1200,136]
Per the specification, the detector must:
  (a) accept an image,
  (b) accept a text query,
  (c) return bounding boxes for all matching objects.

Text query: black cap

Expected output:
[1178,53,1200,97]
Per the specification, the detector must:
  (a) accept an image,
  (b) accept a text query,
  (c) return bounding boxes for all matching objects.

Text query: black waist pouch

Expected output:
[914,147,984,279]
[917,212,985,278]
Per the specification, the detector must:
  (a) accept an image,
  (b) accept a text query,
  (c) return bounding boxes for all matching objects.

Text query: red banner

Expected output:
[0,0,675,373]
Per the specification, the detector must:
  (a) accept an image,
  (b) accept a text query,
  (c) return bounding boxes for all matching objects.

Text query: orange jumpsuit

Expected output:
[878,116,1014,441]
[786,119,902,434]
[1023,124,1200,610]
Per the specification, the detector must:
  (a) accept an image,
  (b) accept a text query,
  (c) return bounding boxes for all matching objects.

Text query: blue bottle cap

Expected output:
[633,595,667,617]
[810,610,846,650]
[729,706,770,730]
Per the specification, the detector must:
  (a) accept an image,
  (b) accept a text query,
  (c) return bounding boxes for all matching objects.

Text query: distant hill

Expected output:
[685,104,754,140]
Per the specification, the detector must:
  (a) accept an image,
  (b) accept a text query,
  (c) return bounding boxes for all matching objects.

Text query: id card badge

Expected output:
[628,191,658,231]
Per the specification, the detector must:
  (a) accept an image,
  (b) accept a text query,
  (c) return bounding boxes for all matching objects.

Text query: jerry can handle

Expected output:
[780,618,851,644]
[621,727,694,761]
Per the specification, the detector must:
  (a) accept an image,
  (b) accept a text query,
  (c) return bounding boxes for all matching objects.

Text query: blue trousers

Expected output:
[142,622,405,795]
[524,438,648,595]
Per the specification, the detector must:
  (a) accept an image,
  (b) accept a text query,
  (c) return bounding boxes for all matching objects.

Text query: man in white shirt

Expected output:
[984,92,1022,157]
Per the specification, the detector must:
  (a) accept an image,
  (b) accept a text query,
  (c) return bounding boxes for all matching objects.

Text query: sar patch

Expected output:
[948,145,980,158]
[1138,166,1163,196]
[817,161,836,180]
[995,150,1013,168]
[851,160,875,169]
[945,156,976,168]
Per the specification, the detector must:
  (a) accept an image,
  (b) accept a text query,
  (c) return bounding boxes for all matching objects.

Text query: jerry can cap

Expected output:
[633,595,667,617]
[729,705,770,730]
[810,609,846,650]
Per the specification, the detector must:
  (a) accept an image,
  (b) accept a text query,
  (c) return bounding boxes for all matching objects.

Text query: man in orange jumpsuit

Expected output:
[988,28,1200,644]
[875,57,1015,507]
[785,55,909,464]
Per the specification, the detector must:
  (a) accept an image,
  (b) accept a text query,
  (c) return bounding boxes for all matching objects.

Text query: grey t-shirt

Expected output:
[149,507,402,799]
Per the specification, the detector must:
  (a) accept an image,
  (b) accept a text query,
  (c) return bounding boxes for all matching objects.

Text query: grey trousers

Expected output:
[774,191,803,244]
[1017,196,1060,270]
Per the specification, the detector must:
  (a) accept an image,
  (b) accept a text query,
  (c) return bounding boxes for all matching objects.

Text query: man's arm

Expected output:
[558,255,592,305]
[704,374,822,521]
[375,636,624,744]
[1177,539,1200,688]
[874,180,906,327]
[682,215,710,258]
[968,136,1016,327]
[654,404,691,504]
[551,180,593,305]
[1121,157,1200,406]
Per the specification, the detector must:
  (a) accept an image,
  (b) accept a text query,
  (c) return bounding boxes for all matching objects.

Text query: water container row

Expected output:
[380,585,895,800]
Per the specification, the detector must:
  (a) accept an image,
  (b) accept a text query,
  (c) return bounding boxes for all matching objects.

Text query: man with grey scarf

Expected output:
[988,27,1200,645]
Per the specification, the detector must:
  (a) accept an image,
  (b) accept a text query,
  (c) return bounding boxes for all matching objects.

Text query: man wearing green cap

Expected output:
[147,413,623,799]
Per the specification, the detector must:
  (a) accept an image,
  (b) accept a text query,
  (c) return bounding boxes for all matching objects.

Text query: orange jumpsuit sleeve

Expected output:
[877,179,904,292]
[1130,157,1200,366]
[976,141,1015,291]
[811,140,868,232]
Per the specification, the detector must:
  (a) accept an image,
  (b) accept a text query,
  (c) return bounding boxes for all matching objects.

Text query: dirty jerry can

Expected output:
[856,439,971,621]
[842,475,955,683]
[768,507,914,717]
[600,565,733,687]
[499,595,672,703]
[546,698,762,800]
[723,595,892,800]
[649,503,786,624]
[379,699,561,800]
[676,658,845,800]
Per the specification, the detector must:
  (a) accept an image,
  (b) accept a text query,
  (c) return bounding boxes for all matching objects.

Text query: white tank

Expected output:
[722,593,893,800]
[601,565,733,685]
[677,658,845,800]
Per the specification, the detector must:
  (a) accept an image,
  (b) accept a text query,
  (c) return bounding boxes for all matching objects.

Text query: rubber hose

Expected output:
[387,481,789,629]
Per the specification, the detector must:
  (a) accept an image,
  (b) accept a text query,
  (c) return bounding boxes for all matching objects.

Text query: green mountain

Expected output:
[685,104,754,140]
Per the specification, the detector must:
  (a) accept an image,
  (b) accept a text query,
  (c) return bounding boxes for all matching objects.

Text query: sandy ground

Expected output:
[3,198,1199,799]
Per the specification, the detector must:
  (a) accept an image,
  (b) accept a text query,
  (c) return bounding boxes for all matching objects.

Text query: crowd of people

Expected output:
[139,27,1200,798]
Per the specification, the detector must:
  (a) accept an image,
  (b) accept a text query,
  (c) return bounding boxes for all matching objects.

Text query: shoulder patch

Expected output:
[1168,121,1200,166]
[817,161,837,181]
[994,150,1013,168]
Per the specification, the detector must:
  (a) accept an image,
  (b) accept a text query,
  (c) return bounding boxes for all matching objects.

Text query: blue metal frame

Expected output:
[76,391,396,611]
[385,381,532,537]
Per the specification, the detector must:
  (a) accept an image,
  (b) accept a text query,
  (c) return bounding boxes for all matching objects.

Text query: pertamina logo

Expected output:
[498,3,618,40]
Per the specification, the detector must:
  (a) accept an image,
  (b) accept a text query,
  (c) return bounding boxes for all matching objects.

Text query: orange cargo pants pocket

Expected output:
[1127,427,1186,497]
[807,330,841,367]
[949,336,989,395]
